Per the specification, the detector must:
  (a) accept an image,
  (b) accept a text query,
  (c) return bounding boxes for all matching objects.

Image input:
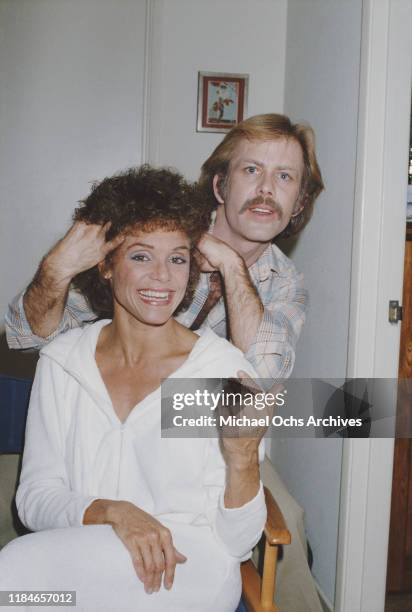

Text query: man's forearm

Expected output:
[19,221,125,340]
[23,256,72,338]
[221,255,264,353]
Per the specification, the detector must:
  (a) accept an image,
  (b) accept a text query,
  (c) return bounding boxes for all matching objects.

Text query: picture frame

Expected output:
[196,71,249,133]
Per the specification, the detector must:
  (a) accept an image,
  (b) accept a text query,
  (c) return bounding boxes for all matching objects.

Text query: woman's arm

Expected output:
[16,356,97,530]
[83,499,186,594]
[224,448,260,508]
[201,353,268,560]
[206,438,267,561]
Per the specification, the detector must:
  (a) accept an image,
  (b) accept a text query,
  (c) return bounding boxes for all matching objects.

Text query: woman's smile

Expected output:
[137,288,176,305]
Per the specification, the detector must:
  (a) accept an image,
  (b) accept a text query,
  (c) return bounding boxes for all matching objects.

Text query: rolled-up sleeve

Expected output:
[204,437,267,561]
[5,289,94,350]
[214,481,267,560]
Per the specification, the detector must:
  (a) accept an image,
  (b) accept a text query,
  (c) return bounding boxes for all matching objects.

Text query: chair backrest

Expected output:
[0,375,32,453]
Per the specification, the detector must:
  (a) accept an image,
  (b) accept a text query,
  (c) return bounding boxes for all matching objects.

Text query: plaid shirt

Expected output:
[5,243,307,380]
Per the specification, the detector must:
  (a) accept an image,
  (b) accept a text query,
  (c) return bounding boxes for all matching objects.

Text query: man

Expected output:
[6,113,324,383]
[5,113,325,611]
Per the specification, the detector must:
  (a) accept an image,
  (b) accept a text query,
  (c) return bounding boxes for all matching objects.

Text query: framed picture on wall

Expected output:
[196,71,249,133]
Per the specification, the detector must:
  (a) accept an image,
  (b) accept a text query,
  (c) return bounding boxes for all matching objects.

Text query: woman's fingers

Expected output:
[174,547,187,564]
[160,528,177,590]
[139,542,156,594]
[134,538,187,593]
[139,536,167,594]
[150,538,165,593]
[163,545,187,589]
[132,550,146,583]
[162,540,178,590]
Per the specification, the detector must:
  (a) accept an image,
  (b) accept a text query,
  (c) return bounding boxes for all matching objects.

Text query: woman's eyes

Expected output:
[131,253,149,262]
[130,253,187,264]
[169,255,187,264]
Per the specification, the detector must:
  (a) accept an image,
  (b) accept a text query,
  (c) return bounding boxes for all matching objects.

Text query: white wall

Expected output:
[146,0,287,180]
[0,0,354,604]
[272,1,363,606]
[0,0,146,326]
[0,0,288,324]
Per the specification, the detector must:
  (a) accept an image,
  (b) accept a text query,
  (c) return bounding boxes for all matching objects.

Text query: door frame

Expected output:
[335,1,412,610]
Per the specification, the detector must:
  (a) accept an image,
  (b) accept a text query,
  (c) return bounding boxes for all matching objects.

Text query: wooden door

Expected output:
[387,224,412,592]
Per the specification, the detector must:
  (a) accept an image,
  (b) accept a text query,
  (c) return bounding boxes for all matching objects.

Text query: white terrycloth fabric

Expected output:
[0,321,266,612]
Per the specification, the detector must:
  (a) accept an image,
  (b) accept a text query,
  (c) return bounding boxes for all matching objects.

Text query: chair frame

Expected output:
[240,486,291,612]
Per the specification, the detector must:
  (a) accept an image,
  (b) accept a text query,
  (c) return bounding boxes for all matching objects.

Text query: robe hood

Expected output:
[39,321,250,413]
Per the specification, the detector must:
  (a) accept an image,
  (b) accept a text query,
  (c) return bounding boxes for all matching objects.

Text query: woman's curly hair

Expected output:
[72,165,213,319]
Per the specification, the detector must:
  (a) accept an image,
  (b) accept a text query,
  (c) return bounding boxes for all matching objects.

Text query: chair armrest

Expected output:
[240,487,291,611]
[263,486,291,546]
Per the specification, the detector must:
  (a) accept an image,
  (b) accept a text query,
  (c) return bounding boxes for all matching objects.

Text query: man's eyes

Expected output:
[244,166,259,174]
[243,167,292,181]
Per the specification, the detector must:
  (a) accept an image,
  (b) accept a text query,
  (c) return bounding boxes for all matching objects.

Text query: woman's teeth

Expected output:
[138,290,170,300]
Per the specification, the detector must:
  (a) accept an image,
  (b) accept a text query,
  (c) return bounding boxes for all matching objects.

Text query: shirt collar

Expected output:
[249,243,280,282]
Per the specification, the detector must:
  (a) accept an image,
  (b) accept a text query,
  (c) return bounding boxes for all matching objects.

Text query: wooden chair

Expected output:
[240,486,291,612]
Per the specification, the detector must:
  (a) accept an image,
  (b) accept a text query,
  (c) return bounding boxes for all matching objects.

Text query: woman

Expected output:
[0,166,266,611]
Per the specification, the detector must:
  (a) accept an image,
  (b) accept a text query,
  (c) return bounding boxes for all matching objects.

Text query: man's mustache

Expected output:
[240,195,283,219]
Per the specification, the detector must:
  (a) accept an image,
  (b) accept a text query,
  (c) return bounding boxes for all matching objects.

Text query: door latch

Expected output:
[389,300,403,323]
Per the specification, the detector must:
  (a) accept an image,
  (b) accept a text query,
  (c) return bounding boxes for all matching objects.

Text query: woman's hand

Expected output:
[218,372,271,458]
[83,499,186,593]
[218,372,280,508]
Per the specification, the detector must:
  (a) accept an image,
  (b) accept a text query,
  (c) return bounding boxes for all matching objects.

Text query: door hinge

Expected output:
[389,300,403,323]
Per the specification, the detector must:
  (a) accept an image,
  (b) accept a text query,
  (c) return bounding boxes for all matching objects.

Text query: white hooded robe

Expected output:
[0,321,266,612]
